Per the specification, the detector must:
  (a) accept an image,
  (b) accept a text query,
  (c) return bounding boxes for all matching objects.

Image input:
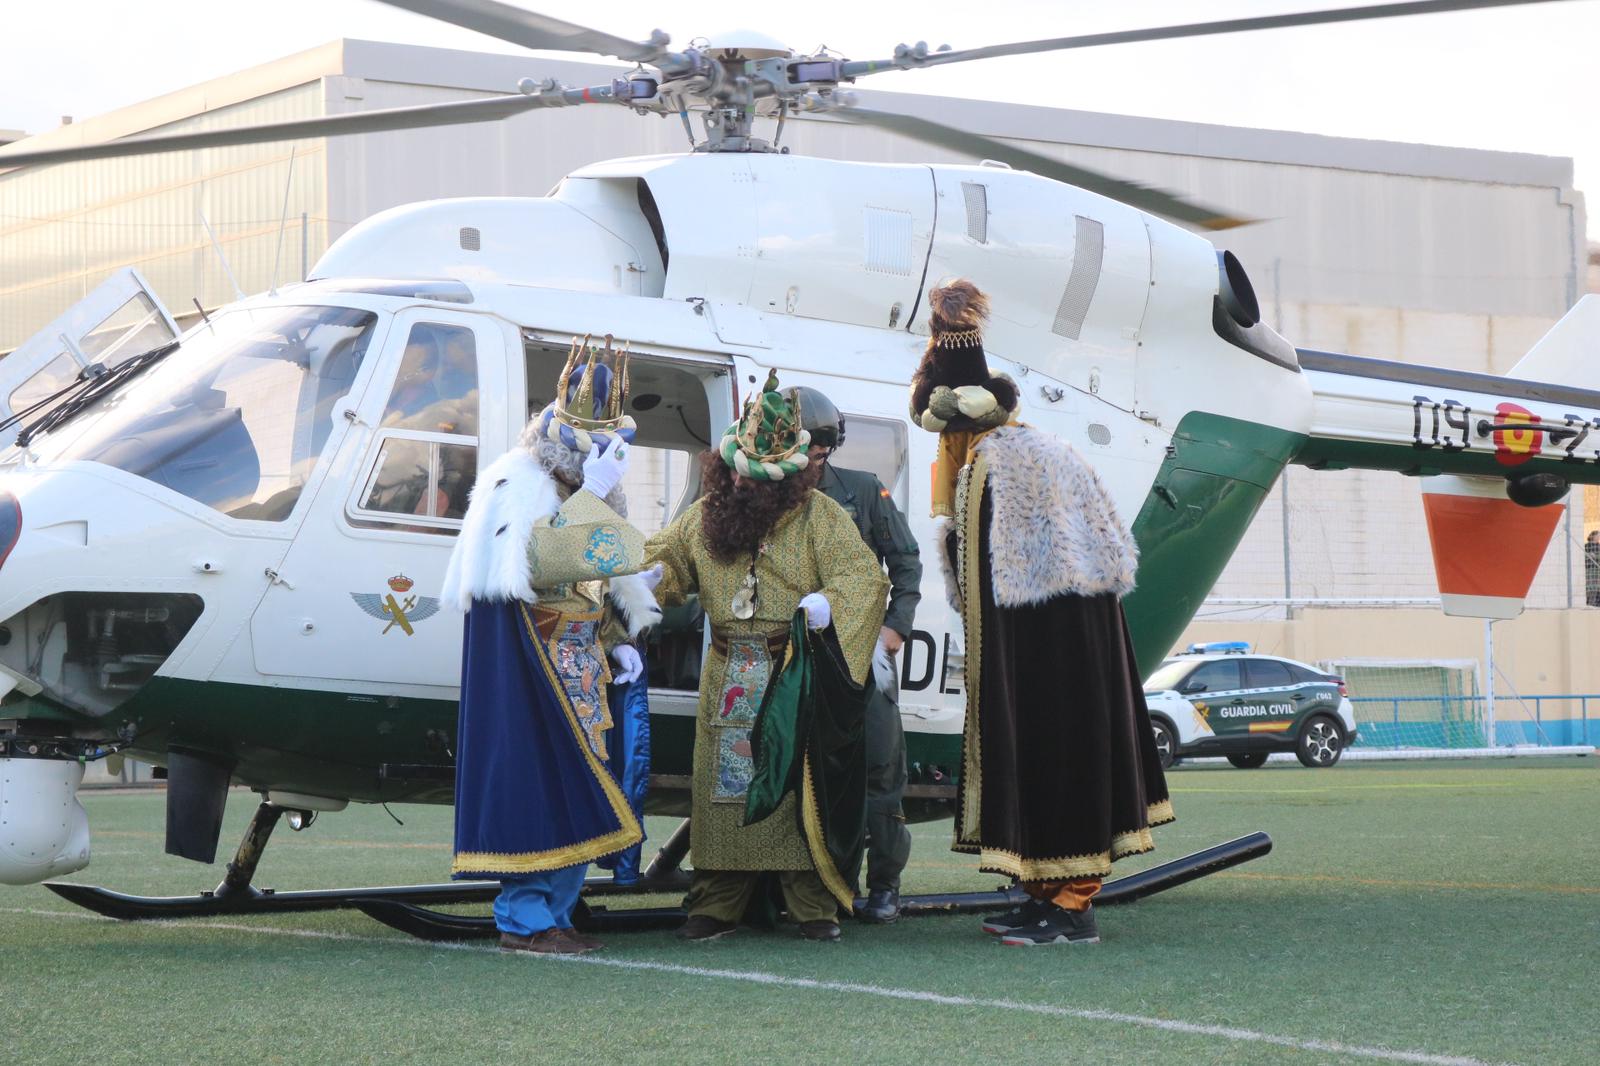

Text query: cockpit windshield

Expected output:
[28,304,377,522]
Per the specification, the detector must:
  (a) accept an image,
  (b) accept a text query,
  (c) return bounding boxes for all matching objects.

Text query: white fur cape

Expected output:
[440,449,661,639]
[958,425,1139,607]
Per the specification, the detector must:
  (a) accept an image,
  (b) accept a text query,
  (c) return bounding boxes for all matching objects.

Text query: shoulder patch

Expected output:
[879,488,891,498]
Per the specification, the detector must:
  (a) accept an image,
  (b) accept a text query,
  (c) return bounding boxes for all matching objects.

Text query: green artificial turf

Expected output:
[2,757,1595,1065]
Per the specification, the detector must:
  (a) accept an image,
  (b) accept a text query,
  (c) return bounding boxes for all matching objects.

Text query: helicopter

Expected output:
[0,0,1595,939]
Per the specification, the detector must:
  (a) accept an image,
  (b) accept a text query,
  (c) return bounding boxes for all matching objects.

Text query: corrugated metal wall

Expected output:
[0,84,327,350]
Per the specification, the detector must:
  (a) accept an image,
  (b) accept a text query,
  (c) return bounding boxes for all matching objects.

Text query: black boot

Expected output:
[857,888,901,924]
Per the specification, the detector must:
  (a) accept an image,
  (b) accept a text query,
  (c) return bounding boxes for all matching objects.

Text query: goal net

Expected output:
[1317,659,1485,750]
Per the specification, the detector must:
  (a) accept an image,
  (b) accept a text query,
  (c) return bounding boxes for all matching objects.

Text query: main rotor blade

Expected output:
[370,0,671,64]
[823,105,1250,231]
[0,87,612,170]
[842,0,1574,77]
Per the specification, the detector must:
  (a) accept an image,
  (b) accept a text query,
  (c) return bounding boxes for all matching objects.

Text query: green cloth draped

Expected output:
[744,610,870,898]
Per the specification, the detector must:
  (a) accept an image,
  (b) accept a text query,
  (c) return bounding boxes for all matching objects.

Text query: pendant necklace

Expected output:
[730,544,765,620]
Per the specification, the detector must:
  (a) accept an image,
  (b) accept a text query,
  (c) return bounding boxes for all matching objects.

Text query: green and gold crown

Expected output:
[719,371,811,481]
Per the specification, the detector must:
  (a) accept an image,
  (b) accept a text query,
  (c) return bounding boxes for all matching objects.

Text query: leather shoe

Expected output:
[677,915,738,941]
[500,928,590,955]
[857,888,900,924]
[561,927,603,951]
[799,920,842,942]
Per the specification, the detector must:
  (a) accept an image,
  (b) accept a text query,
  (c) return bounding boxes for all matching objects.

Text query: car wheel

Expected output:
[1150,718,1178,770]
[1227,752,1269,769]
[1296,714,1344,768]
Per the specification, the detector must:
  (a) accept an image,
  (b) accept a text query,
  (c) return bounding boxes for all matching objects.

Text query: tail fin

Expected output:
[1509,294,1600,384]
[1420,475,1564,619]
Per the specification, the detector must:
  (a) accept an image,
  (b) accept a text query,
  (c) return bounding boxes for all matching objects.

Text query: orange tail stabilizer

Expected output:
[1421,475,1563,619]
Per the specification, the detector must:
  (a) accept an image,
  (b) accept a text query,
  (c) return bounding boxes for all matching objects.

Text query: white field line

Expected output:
[1,906,1508,1066]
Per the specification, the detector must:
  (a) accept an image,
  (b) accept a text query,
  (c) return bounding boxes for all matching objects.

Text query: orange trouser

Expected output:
[1023,877,1102,912]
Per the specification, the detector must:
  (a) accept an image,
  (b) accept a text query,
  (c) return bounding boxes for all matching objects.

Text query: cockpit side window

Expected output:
[379,323,479,436]
[349,322,481,532]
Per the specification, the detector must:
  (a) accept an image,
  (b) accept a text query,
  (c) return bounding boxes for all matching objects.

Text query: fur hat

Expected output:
[719,370,811,481]
[909,280,1019,434]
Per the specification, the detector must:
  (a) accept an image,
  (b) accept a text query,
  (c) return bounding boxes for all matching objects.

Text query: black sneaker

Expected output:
[856,888,900,924]
[979,898,1050,936]
[998,905,1100,947]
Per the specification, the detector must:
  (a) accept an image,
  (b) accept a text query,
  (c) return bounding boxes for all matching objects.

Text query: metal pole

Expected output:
[1565,505,1574,608]
[1484,620,1497,748]
[1281,467,1292,616]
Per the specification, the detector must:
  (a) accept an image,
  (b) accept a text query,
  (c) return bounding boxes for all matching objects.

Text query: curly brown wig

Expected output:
[699,449,813,563]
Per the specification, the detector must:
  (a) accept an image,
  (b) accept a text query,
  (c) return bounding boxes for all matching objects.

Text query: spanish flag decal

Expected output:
[1491,402,1542,467]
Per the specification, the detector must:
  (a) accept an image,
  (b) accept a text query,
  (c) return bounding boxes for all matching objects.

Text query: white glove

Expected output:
[638,562,664,592]
[581,439,630,500]
[799,592,831,630]
[611,644,643,685]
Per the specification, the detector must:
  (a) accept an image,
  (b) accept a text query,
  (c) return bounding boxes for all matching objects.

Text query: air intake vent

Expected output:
[863,208,914,275]
[961,182,988,243]
[1087,423,1112,446]
[1052,216,1104,340]
[459,227,481,252]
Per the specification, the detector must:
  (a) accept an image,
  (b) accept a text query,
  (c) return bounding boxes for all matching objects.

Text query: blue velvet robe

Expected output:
[451,599,642,878]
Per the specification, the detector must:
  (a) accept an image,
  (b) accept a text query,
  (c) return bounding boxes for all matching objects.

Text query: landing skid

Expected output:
[355,832,1273,942]
[44,803,694,921]
[45,798,1267,936]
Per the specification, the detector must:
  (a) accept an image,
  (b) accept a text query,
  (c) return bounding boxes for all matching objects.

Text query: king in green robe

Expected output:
[646,374,889,939]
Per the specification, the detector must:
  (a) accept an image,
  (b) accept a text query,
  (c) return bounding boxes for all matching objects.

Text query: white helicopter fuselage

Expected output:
[0,151,1405,884]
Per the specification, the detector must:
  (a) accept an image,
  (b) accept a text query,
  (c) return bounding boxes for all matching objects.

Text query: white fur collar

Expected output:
[441,449,560,611]
[973,425,1139,605]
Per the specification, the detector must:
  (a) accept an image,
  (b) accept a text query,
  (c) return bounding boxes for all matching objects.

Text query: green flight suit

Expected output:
[817,463,922,893]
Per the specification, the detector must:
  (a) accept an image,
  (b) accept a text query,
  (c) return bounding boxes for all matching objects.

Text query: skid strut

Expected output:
[356,831,1273,942]
[44,811,693,921]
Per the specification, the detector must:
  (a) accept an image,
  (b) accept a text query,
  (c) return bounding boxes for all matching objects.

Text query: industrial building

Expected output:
[2,38,1595,734]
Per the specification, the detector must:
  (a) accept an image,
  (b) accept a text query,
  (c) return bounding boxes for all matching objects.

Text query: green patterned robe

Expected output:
[646,492,889,874]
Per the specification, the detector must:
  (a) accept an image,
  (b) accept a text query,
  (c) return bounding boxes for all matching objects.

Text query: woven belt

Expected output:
[709,625,789,658]
[524,603,602,643]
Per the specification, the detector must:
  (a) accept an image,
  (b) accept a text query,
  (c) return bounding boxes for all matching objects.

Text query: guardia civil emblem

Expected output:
[351,574,441,636]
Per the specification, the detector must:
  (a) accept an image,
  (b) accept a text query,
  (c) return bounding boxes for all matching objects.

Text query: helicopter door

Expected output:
[247,309,511,685]
[0,268,178,449]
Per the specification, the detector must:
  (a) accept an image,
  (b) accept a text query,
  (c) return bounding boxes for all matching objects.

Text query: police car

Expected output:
[1143,642,1359,769]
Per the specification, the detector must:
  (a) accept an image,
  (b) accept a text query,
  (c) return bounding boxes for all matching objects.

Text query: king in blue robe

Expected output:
[441,337,661,955]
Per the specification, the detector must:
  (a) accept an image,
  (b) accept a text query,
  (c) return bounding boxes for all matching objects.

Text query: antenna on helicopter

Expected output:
[196,209,245,303]
[269,147,297,297]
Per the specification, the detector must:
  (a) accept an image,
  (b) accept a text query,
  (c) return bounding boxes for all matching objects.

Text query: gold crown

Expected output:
[554,333,631,431]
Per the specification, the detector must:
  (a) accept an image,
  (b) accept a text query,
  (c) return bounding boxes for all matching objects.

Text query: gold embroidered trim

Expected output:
[952,802,1174,879]
[955,455,988,842]
[934,328,983,349]
[800,751,856,911]
[450,605,642,876]
[540,602,617,760]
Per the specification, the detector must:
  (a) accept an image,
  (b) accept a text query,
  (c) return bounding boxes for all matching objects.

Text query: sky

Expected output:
[4,0,1598,238]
